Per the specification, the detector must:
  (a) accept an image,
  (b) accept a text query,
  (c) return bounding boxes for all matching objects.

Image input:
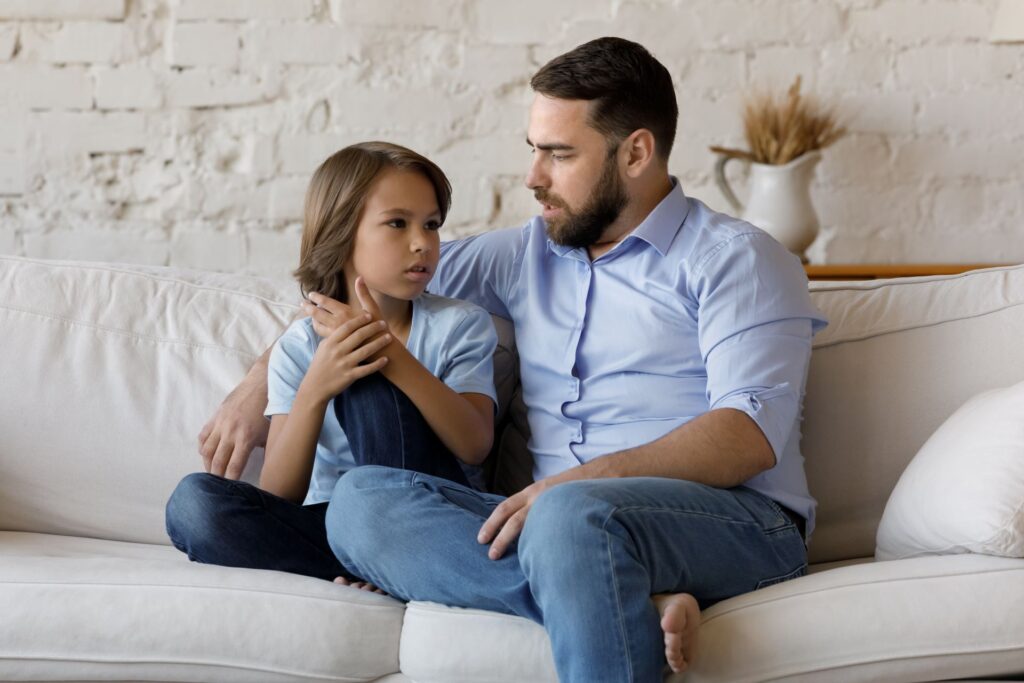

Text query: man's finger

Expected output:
[478,496,521,544]
[209,436,233,477]
[223,442,249,480]
[198,420,212,448]
[488,509,527,560]
[199,431,220,471]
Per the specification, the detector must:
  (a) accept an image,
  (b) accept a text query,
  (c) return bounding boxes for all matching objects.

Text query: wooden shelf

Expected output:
[804,264,1011,281]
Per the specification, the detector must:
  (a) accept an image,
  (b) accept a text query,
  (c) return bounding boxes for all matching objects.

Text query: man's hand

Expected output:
[477,478,558,560]
[198,376,270,480]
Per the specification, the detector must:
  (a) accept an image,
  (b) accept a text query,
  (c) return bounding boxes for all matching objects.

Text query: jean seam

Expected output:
[601,508,637,683]
[388,382,408,470]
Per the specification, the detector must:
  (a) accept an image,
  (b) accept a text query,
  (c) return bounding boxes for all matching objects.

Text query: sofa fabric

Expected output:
[3,255,1024,682]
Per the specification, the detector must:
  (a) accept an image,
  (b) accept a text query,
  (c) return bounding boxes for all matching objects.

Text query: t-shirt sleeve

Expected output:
[265,320,315,418]
[439,306,499,406]
[692,232,828,464]
[431,227,525,320]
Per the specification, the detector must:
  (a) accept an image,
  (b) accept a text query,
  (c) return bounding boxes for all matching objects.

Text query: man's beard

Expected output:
[537,156,628,249]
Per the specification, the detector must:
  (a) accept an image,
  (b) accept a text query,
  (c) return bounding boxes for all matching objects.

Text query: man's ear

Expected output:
[622,129,657,179]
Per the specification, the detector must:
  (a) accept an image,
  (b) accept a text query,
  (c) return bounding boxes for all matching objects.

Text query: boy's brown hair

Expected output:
[294,141,452,303]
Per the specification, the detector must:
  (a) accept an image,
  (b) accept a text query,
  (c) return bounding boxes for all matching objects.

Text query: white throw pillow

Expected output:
[876,380,1024,561]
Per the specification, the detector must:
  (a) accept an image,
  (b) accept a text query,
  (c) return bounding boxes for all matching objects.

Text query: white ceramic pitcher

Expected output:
[714,150,821,263]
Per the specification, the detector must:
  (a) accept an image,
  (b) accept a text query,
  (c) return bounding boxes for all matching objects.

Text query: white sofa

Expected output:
[1,254,1023,682]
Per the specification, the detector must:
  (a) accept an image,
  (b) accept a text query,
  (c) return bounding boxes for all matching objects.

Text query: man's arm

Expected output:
[477,407,773,559]
[198,348,271,479]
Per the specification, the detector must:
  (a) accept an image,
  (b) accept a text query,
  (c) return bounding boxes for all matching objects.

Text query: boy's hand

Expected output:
[302,277,382,337]
[302,313,392,402]
[302,292,354,338]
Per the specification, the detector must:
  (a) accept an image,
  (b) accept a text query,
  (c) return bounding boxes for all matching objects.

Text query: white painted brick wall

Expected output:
[19,22,126,63]
[166,22,239,68]
[0,0,125,20]
[0,0,1022,272]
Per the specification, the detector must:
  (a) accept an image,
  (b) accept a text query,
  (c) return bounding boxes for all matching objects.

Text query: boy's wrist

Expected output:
[294,382,331,411]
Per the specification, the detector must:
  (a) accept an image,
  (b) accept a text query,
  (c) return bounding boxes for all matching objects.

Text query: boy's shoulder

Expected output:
[275,317,319,355]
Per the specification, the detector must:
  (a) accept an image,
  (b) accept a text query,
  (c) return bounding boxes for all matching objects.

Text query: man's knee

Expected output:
[520,482,614,566]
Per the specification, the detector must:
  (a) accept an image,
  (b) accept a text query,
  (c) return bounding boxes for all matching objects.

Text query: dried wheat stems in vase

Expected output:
[711,76,845,165]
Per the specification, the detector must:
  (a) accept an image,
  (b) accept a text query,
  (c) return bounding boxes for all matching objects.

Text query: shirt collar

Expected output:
[545,177,689,259]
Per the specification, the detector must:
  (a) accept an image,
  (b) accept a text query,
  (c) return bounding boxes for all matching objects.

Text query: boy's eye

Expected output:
[387,218,406,228]
[426,220,442,231]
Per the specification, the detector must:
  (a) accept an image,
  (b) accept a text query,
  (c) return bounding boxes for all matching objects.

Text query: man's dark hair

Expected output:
[530,37,678,161]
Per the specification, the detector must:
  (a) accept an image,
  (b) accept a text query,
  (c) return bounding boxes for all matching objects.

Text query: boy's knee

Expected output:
[165,472,229,548]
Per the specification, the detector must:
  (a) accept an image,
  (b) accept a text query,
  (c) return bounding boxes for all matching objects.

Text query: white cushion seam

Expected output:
[0,255,299,310]
[0,654,390,681]
[0,304,262,358]
[812,299,1024,350]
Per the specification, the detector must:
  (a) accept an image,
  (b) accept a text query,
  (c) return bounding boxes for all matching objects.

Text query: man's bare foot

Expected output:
[654,593,701,674]
[333,576,387,595]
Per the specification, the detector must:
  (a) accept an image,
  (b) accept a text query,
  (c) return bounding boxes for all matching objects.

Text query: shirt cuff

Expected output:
[711,382,798,465]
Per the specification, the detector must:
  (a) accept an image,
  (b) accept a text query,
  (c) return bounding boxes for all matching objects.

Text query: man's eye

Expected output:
[387,219,406,228]
[552,154,568,162]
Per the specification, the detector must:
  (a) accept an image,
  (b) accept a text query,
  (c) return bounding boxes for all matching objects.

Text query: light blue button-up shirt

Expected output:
[432,181,827,534]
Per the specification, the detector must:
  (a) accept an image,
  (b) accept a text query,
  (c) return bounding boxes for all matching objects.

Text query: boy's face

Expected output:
[348,168,441,303]
[525,94,628,248]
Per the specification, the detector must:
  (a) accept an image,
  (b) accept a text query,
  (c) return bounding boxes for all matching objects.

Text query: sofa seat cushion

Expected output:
[399,554,1024,683]
[0,531,404,682]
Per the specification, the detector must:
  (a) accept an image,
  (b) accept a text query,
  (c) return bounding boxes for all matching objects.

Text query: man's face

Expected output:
[525,95,628,248]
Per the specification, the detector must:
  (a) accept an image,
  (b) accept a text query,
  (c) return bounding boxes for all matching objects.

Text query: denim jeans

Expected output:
[165,373,468,579]
[324,467,808,683]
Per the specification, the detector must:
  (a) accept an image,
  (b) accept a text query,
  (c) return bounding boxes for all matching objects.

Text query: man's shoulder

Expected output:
[417,292,493,328]
[681,197,787,275]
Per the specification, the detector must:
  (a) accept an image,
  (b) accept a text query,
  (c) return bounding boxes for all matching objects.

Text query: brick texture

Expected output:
[0,0,1021,269]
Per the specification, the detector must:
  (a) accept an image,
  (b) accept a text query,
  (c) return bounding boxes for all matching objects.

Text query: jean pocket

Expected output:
[735,488,791,534]
[755,563,807,590]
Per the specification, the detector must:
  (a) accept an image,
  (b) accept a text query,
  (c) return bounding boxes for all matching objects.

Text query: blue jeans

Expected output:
[325,467,807,683]
[165,373,468,579]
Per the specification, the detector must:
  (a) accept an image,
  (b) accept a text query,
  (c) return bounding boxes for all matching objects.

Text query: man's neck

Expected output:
[587,174,674,260]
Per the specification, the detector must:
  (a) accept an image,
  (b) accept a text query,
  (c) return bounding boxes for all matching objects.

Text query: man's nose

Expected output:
[525,156,548,191]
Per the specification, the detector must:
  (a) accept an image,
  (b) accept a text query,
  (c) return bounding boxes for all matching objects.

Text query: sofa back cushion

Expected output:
[0,257,298,543]
[804,265,1024,563]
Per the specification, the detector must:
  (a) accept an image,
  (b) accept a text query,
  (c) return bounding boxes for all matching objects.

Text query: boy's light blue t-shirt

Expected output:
[265,292,498,505]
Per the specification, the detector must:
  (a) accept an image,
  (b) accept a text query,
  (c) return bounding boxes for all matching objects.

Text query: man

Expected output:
[199,37,826,681]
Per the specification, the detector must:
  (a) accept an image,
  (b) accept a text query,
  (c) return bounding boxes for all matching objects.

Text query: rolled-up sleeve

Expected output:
[693,232,827,464]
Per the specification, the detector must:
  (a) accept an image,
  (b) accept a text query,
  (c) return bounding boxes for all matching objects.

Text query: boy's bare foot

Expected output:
[654,592,701,674]
[333,576,387,595]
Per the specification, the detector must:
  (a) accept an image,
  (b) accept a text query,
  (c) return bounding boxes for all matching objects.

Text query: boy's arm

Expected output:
[260,314,391,501]
[198,347,271,480]
[379,344,494,465]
